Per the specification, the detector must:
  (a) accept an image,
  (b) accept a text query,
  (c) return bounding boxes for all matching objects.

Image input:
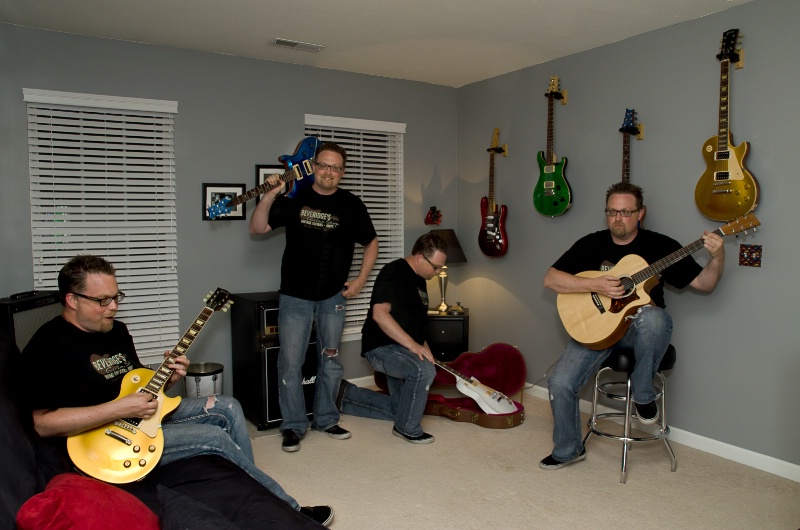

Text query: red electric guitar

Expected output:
[478,128,508,257]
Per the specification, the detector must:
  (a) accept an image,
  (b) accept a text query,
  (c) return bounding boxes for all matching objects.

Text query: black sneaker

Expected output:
[539,448,586,470]
[323,424,352,440]
[392,426,434,444]
[634,400,659,425]
[281,430,301,452]
[300,505,334,527]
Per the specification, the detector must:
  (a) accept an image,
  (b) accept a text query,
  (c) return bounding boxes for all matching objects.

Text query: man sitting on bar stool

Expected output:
[539,182,726,470]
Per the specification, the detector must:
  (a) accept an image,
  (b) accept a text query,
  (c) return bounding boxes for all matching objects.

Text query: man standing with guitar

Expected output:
[539,183,725,470]
[24,255,334,525]
[250,141,378,453]
[336,232,447,444]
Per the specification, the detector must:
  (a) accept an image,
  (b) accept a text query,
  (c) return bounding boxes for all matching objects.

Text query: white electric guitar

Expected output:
[433,359,517,415]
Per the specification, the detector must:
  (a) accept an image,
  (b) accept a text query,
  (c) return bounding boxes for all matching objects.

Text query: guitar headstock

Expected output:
[619,108,639,134]
[719,213,760,236]
[204,288,233,312]
[717,28,741,63]
[487,128,507,155]
[206,199,233,220]
[545,75,566,102]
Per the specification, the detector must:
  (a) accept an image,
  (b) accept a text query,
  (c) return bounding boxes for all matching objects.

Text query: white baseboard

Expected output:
[527,384,800,483]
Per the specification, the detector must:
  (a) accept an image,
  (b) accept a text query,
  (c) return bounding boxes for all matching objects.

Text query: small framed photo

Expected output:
[203,183,246,221]
[255,165,285,203]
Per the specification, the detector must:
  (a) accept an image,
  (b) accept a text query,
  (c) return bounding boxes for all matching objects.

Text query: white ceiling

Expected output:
[0,0,753,88]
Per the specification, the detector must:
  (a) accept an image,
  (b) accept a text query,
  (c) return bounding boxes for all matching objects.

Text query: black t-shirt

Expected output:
[361,259,429,354]
[551,229,703,308]
[268,186,377,301]
[24,316,143,411]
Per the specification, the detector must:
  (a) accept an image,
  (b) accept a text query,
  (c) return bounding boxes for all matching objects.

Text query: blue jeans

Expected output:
[340,344,436,437]
[161,394,299,509]
[547,305,673,461]
[278,292,346,435]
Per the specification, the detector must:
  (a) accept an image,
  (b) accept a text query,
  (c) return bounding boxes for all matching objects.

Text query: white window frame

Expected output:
[305,114,405,339]
[24,88,180,365]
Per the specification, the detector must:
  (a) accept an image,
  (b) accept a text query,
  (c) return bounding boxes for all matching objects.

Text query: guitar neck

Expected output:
[487,152,496,210]
[433,359,472,383]
[143,306,216,396]
[545,94,555,165]
[629,228,724,286]
[717,58,731,150]
[621,131,631,183]
[228,165,303,207]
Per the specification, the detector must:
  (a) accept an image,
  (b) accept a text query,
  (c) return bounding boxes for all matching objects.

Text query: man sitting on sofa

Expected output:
[23,254,333,527]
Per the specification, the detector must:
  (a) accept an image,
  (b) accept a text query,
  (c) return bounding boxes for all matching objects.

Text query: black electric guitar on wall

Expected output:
[694,29,759,222]
[206,137,318,220]
[478,128,509,257]
[533,76,571,217]
[619,108,645,227]
[67,289,232,483]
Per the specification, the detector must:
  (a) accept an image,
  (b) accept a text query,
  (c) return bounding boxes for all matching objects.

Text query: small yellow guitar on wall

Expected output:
[694,28,759,222]
[67,288,232,484]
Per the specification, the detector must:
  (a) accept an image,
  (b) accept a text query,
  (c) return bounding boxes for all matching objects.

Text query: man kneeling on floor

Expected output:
[336,231,448,443]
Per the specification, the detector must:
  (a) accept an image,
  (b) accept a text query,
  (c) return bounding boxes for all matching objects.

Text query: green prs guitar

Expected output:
[533,76,571,217]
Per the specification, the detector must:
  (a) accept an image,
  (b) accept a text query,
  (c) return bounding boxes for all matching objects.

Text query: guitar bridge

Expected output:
[104,429,132,446]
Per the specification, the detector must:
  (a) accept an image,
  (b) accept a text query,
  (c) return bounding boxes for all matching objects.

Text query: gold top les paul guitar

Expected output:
[694,28,759,222]
[556,215,760,350]
[67,288,232,484]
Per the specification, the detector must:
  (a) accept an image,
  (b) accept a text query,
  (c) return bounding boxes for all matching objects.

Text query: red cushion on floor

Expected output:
[16,473,159,530]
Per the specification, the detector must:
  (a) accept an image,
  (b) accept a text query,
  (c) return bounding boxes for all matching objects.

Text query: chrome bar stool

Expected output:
[583,344,677,483]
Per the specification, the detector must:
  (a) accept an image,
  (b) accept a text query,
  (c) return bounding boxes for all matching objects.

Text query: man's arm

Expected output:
[32,392,159,438]
[248,174,285,234]
[689,231,725,292]
[372,302,433,363]
[543,267,629,299]
[343,237,379,298]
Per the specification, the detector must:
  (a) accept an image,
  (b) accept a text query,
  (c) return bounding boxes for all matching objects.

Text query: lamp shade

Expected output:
[430,229,467,264]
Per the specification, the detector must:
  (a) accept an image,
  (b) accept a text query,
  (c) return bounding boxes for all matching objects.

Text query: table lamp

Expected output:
[430,229,467,314]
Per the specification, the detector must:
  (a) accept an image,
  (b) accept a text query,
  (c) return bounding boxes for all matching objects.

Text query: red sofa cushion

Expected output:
[16,473,159,530]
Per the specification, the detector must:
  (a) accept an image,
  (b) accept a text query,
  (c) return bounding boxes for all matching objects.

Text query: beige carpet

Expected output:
[249,394,800,529]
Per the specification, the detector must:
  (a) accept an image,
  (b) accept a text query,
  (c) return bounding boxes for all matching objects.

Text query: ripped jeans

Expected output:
[547,305,673,462]
[277,292,346,435]
[162,395,299,509]
[340,345,436,437]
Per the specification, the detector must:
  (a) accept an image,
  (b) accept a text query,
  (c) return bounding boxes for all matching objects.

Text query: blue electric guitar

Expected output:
[206,136,318,219]
[533,76,571,217]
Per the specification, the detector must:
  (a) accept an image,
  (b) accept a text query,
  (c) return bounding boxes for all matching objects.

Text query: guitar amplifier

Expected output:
[0,290,61,351]
[230,292,317,430]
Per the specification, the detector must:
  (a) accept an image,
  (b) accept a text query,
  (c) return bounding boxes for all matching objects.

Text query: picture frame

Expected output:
[202,183,246,220]
[255,164,285,203]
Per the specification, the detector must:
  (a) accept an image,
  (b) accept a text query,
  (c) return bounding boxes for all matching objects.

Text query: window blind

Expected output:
[305,115,405,337]
[24,89,180,364]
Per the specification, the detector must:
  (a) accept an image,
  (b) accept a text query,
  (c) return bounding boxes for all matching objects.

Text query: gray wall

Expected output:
[456,0,798,466]
[1,0,797,467]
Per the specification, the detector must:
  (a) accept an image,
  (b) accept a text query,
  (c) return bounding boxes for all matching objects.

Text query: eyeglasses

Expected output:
[72,291,126,306]
[605,208,640,217]
[314,162,345,174]
[423,254,445,272]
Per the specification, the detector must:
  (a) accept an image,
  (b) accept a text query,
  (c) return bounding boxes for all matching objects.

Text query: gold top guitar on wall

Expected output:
[556,215,760,350]
[694,28,759,222]
[67,288,232,484]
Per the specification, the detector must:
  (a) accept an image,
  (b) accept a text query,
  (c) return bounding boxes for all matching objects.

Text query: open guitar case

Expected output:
[374,342,527,429]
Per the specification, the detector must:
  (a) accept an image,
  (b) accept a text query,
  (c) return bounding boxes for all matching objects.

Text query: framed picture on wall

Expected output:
[255,165,284,203]
[202,183,246,220]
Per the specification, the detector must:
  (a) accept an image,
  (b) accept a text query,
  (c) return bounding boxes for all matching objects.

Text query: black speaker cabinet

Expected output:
[0,290,61,351]
[230,292,317,430]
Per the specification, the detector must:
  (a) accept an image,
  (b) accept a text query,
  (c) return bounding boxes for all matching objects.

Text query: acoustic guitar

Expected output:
[67,288,232,483]
[619,108,645,227]
[478,128,509,257]
[432,359,516,415]
[206,136,318,219]
[694,29,759,222]
[533,76,571,217]
[556,214,760,350]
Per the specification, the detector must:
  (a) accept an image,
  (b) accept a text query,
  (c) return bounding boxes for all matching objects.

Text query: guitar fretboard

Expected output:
[717,58,731,152]
[228,166,303,207]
